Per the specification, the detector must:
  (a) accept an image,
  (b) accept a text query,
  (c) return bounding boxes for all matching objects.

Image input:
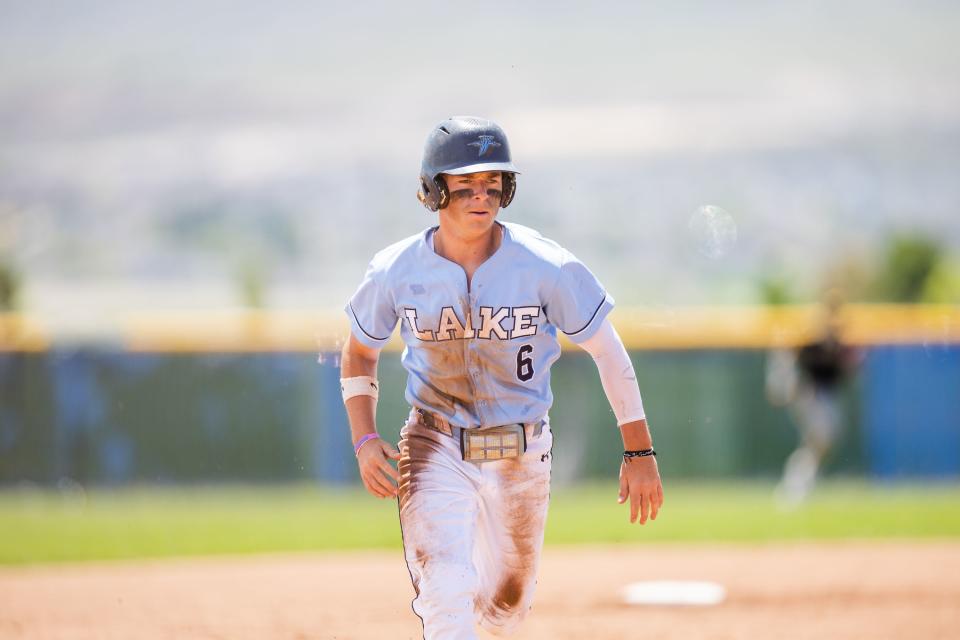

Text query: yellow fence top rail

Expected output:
[2,305,958,353]
[0,314,50,352]
[611,304,960,350]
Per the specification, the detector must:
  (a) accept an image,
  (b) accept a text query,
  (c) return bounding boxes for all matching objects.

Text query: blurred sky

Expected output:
[1,0,959,332]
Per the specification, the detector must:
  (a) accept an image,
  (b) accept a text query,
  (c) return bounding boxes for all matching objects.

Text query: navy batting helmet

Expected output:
[417,116,520,212]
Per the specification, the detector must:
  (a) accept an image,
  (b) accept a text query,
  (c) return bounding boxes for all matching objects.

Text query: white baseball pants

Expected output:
[397,412,553,639]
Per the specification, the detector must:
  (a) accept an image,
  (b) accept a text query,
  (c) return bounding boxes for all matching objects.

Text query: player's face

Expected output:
[439,171,503,236]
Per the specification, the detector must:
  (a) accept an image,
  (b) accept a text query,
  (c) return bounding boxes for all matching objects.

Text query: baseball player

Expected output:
[767,290,860,505]
[339,116,663,639]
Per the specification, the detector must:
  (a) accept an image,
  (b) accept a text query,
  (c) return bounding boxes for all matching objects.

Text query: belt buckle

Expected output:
[460,424,527,462]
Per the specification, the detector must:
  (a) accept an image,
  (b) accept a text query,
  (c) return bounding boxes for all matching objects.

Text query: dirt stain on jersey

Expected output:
[416,340,478,420]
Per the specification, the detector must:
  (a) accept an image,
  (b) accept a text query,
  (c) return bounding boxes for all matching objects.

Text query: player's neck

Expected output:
[433,222,503,270]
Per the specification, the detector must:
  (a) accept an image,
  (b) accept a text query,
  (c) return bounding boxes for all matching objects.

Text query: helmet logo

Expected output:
[468,135,501,157]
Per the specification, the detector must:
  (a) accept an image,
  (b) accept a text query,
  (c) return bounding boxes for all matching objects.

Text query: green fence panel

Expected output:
[0,348,865,485]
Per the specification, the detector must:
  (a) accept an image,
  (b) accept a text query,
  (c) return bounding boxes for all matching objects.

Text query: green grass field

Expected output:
[2,481,959,565]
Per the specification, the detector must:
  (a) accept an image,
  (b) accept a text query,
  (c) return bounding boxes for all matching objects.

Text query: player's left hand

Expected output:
[618,456,663,525]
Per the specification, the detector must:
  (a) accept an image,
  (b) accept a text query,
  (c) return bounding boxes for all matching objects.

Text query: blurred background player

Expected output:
[766,290,861,505]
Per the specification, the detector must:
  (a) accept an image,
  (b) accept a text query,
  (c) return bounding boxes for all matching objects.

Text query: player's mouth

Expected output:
[468,210,490,216]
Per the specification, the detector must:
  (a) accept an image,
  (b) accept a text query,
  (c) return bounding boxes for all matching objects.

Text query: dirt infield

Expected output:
[2,541,958,639]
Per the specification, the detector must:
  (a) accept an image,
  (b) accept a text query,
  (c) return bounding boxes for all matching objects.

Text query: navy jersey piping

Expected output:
[350,301,391,342]
[562,294,607,337]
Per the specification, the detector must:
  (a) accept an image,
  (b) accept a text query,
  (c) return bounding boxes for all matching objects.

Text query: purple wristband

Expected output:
[353,433,381,457]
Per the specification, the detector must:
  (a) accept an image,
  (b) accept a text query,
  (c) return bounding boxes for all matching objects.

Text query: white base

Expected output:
[621,580,727,606]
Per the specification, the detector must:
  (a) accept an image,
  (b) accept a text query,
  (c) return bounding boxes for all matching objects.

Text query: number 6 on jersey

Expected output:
[516,344,534,381]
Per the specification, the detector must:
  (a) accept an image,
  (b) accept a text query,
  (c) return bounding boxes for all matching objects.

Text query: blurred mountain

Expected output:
[1,0,958,321]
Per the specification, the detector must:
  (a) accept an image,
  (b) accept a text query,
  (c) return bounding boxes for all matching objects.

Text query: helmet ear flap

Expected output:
[416,180,429,208]
[434,176,450,210]
[418,176,440,211]
[500,172,517,208]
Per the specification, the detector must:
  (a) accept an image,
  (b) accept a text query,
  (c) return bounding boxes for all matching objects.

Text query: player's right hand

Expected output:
[357,439,401,499]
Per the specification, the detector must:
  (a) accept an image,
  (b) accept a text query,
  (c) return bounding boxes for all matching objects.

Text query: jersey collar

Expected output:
[422,221,511,263]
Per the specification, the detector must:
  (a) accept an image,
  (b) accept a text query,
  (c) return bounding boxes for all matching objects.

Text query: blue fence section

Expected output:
[863,345,960,479]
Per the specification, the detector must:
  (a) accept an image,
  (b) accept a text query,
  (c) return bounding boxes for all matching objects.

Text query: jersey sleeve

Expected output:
[344,261,398,349]
[544,250,615,344]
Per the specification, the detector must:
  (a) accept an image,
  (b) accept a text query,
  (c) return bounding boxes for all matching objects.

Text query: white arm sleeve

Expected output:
[578,318,646,426]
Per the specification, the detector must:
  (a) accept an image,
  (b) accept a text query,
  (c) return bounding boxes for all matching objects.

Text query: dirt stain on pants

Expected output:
[397,413,553,639]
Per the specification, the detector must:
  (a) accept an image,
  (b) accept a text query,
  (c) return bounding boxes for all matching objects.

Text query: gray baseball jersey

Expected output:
[346,221,614,428]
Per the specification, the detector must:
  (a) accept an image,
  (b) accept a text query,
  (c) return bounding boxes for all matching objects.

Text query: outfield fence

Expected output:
[1,306,957,486]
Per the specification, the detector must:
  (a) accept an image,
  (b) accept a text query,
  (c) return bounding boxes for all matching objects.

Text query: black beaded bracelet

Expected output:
[623,448,657,458]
